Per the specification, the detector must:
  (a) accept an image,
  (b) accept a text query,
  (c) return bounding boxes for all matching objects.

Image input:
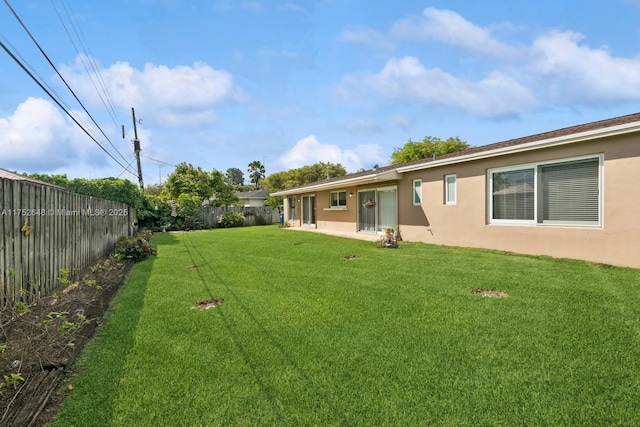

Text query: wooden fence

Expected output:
[200,206,276,228]
[0,178,136,308]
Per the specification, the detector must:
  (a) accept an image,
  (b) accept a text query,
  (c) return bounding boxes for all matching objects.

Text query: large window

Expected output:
[445,174,456,205]
[413,179,422,205]
[489,156,601,226]
[330,191,347,208]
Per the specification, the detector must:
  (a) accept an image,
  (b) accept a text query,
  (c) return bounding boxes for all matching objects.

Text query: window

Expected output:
[288,196,297,220]
[413,179,422,205]
[445,174,456,205]
[489,156,601,226]
[330,191,347,208]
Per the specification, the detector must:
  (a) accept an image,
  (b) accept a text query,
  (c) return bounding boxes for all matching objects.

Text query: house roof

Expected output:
[0,168,65,188]
[272,112,640,196]
[235,189,269,199]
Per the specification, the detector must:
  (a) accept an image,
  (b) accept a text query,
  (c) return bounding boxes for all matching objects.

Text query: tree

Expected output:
[390,136,472,165]
[210,169,239,207]
[225,167,244,185]
[27,173,69,187]
[263,162,347,192]
[247,161,265,189]
[262,162,347,209]
[162,163,215,200]
[144,183,164,196]
[176,193,202,229]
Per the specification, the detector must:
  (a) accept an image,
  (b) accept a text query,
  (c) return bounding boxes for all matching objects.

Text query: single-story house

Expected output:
[235,189,270,207]
[273,112,640,269]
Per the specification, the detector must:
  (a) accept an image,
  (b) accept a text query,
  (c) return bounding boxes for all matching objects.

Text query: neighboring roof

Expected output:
[273,112,640,196]
[235,189,270,199]
[0,168,65,189]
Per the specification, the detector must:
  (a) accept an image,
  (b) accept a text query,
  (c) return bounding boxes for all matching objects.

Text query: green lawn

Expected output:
[53,225,640,426]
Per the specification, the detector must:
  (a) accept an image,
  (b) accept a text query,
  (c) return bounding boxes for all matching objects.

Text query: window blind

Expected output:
[540,159,599,224]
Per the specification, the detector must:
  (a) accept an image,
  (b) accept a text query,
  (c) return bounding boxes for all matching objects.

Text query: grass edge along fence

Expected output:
[0,178,137,308]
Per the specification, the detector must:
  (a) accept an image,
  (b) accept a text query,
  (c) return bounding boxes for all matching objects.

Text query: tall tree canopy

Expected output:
[262,162,347,208]
[262,162,347,191]
[225,167,244,185]
[162,163,215,200]
[390,136,472,165]
[247,161,266,189]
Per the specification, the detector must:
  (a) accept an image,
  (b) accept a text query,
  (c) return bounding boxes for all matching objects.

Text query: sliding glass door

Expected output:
[302,195,315,226]
[357,187,397,234]
[376,187,397,232]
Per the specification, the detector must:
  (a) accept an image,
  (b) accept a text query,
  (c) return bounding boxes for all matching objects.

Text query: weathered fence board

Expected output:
[0,179,136,308]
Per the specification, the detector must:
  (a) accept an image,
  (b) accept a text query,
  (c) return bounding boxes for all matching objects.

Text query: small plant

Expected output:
[15,301,29,314]
[0,344,7,354]
[217,211,245,228]
[90,263,104,275]
[2,373,25,390]
[84,279,97,287]
[58,268,71,286]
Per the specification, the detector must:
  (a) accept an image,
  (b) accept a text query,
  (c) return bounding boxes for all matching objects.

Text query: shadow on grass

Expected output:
[51,233,178,426]
[180,232,341,424]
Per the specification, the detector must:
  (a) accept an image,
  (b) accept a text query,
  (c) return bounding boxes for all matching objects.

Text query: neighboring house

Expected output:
[273,112,640,269]
[235,189,269,207]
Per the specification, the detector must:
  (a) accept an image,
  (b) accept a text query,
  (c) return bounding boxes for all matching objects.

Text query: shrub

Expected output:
[217,211,245,228]
[115,230,156,261]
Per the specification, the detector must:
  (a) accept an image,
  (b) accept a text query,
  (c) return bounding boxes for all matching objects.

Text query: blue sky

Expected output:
[2,0,640,185]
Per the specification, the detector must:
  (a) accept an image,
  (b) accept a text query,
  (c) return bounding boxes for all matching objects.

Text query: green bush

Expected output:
[217,211,245,228]
[115,230,156,261]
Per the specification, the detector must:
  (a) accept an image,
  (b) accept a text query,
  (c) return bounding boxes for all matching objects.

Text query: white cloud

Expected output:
[278,135,384,172]
[530,30,640,103]
[367,56,537,118]
[339,28,395,51]
[335,7,640,117]
[0,97,83,170]
[391,7,517,59]
[60,56,244,128]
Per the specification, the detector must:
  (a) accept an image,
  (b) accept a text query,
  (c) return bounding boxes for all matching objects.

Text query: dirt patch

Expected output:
[0,258,133,426]
[343,255,359,260]
[191,298,224,310]
[186,264,200,269]
[471,288,509,298]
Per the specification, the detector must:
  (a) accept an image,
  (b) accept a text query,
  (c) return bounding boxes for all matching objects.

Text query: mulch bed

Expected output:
[0,258,133,426]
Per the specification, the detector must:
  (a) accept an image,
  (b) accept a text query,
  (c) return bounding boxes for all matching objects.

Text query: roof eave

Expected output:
[396,120,640,173]
[272,170,402,196]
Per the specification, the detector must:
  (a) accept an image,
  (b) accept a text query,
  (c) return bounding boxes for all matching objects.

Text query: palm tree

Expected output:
[247,161,265,189]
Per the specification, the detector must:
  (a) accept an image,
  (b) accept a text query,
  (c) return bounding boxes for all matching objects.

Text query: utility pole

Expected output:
[131,107,144,191]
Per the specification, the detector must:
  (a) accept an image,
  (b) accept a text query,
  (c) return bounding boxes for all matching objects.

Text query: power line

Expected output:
[0,38,135,174]
[141,156,177,167]
[3,0,130,168]
[52,0,122,128]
